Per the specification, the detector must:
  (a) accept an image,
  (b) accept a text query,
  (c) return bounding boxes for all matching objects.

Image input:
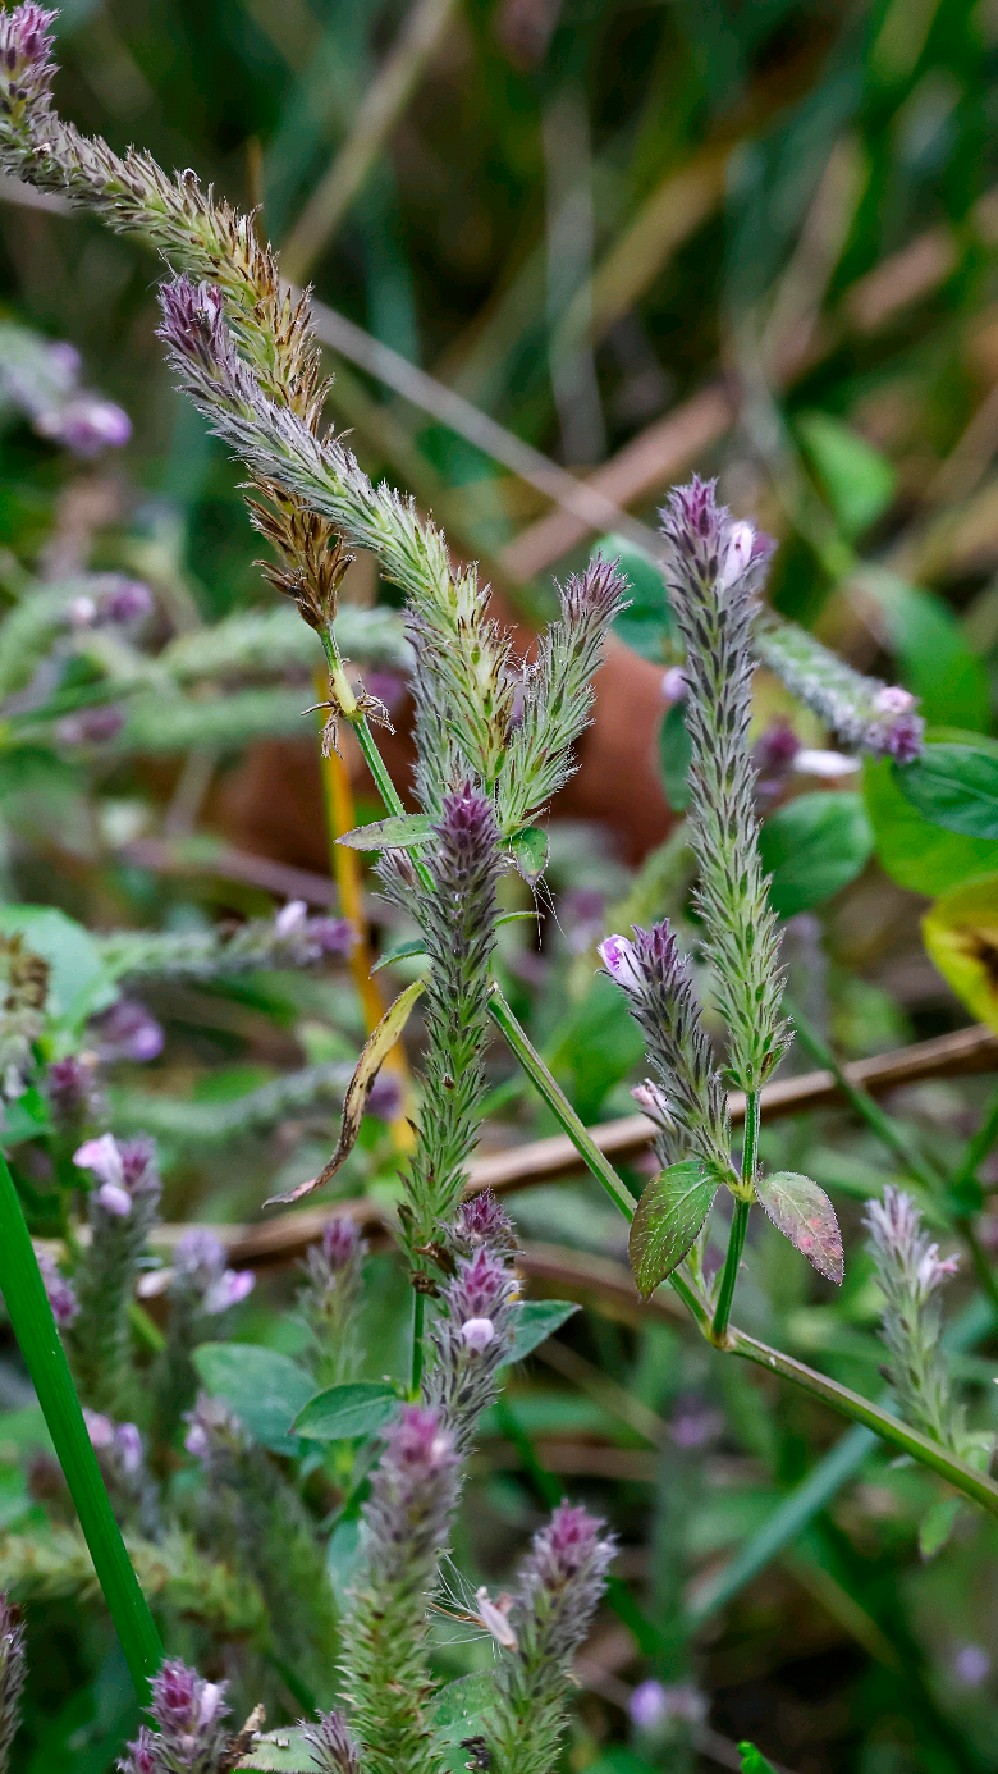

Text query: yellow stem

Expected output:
[313,669,415,1154]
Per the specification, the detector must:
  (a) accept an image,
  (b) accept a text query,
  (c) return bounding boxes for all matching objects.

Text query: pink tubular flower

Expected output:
[597,933,644,993]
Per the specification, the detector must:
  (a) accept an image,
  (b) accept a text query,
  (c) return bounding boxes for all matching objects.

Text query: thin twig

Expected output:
[153,1027,998,1269]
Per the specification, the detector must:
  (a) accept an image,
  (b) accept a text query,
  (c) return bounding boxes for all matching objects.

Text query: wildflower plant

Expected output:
[0,10,996,1771]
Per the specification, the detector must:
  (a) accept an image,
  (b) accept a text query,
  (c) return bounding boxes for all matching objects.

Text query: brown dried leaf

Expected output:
[265,978,424,1207]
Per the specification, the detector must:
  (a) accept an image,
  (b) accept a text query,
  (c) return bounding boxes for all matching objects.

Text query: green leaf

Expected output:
[293,1381,399,1442]
[596,533,673,662]
[510,825,549,884]
[500,1300,579,1366]
[236,1728,314,1771]
[895,743,998,839]
[192,1344,317,1455]
[658,700,692,811]
[758,792,873,917]
[371,937,430,974]
[629,1160,719,1300]
[864,758,998,895]
[432,1673,498,1773]
[918,1494,961,1560]
[862,571,991,732]
[337,813,435,851]
[797,412,896,537]
[0,905,116,1029]
[755,1170,843,1283]
[739,1743,778,1774]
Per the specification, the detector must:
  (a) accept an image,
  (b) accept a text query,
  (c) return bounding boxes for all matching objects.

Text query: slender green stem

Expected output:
[729,1325,998,1519]
[712,1198,750,1344]
[410,1287,426,1396]
[711,1088,758,1342]
[0,1156,162,1696]
[949,1083,998,1214]
[487,984,637,1223]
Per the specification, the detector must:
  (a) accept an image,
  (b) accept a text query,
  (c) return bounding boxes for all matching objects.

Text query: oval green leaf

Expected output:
[293,1381,399,1442]
[338,813,434,851]
[864,757,998,896]
[500,1299,578,1367]
[758,792,873,918]
[510,825,549,884]
[628,1159,719,1300]
[895,743,998,840]
[755,1170,843,1283]
[922,873,998,1033]
[192,1344,317,1455]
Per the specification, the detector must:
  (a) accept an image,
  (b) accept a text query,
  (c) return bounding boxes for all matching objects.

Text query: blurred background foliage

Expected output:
[0,0,998,1770]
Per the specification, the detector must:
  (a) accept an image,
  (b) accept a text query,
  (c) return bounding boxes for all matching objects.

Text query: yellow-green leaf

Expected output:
[922,874,998,1032]
[266,977,424,1204]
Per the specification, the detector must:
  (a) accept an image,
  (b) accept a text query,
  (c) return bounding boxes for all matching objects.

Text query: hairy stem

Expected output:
[729,1327,998,1519]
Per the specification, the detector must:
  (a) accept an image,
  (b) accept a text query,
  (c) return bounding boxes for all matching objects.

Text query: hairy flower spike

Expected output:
[499,555,628,831]
[0,5,54,114]
[754,612,924,761]
[298,1216,366,1390]
[396,781,502,1260]
[424,1244,520,1450]
[183,1395,339,1698]
[118,1659,234,1774]
[659,478,789,1091]
[489,1503,615,1774]
[599,922,730,1177]
[341,1404,460,1774]
[0,1594,25,1774]
[863,1188,986,1464]
[451,1188,518,1262]
[301,1710,362,1774]
[70,1134,160,1414]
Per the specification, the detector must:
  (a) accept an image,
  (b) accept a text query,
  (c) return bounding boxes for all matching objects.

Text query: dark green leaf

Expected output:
[338,814,435,851]
[864,758,998,895]
[596,534,673,662]
[755,1170,843,1283]
[629,1160,719,1300]
[797,412,896,537]
[293,1381,399,1442]
[510,825,549,883]
[192,1344,316,1455]
[895,743,998,839]
[500,1300,579,1366]
[758,792,873,917]
[432,1673,498,1773]
[658,700,692,811]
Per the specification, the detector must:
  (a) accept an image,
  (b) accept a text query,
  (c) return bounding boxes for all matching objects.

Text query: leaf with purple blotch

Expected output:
[755,1170,843,1283]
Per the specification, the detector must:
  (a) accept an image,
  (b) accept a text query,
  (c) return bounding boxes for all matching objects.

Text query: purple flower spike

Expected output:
[0,5,56,108]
